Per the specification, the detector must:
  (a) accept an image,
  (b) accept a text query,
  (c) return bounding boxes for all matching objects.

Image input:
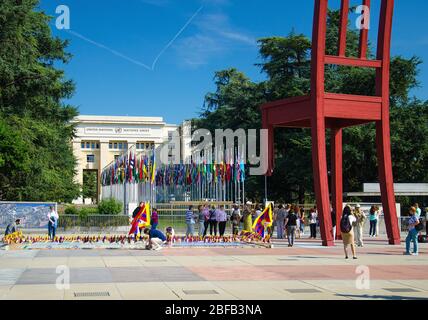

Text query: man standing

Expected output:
[275,205,287,239]
[285,206,298,247]
[47,206,59,240]
[132,202,145,219]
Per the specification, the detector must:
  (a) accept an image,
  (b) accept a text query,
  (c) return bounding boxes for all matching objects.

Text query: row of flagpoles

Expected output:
[100,147,247,205]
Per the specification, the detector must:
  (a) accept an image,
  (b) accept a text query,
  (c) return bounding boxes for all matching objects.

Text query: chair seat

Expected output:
[261,93,382,129]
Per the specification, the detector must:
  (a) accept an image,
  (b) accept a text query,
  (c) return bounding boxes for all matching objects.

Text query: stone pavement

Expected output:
[0,238,427,300]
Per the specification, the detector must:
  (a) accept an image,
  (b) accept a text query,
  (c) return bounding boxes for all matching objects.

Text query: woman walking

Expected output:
[340,206,357,259]
[354,204,366,247]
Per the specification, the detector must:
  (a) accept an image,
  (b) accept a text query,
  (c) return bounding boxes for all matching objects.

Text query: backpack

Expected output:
[340,214,352,233]
[287,213,298,227]
[415,219,424,232]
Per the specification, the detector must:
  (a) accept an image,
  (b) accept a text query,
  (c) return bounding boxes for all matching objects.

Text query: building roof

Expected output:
[72,115,175,126]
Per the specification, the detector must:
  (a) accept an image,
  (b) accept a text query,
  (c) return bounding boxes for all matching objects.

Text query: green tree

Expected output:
[0,0,80,202]
[82,171,98,204]
[195,10,427,204]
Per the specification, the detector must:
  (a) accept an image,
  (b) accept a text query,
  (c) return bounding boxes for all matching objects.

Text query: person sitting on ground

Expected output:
[143,228,167,250]
[5,219,21,236]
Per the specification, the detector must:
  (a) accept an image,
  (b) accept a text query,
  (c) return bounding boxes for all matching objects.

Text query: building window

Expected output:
[81,141,100,150]
[109,141,128,150]
[87,155,95,163]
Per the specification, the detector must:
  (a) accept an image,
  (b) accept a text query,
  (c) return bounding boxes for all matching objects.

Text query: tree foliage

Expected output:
[0,0,80,202]
[194,10,428,204]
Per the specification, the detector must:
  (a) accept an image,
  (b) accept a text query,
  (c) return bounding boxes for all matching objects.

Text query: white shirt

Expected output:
[349,215,357,225]
[48,210,59,222]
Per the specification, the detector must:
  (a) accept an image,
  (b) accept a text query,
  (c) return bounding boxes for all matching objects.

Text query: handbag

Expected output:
[415,219,424,232]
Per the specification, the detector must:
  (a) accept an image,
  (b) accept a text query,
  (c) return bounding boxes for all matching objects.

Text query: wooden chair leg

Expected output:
[376,121,401,245]
[331,127,343,241]
[311,118,334,247]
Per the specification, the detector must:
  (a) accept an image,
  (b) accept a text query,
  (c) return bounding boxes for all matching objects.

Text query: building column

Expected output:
[99,141,110,202]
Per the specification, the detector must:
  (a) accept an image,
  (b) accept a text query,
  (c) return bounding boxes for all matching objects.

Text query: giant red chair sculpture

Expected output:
[261,0,401,246]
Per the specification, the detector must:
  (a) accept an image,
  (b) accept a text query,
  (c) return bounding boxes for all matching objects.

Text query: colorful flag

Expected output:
[252,205,273,238]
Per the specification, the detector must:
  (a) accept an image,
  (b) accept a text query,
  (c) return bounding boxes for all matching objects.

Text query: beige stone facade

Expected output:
[71,115,191,204]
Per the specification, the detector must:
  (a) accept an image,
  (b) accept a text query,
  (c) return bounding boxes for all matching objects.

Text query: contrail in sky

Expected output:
[61,5,204,71]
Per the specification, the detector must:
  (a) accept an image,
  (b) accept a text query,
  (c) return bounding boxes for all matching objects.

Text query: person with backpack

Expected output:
[404,206,422,256]
[285,205,299,247]
[341,205,357,260]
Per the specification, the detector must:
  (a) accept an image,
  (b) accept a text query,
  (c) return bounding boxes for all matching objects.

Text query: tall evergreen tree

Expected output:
[0,0,80,202]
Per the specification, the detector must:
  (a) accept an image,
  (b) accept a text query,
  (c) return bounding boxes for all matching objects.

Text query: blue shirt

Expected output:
[186,210,195,223]
[149,229,166,241]
[408,215,418,231]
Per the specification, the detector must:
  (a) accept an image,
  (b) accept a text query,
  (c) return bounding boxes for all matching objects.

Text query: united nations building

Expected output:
[71,115,191,204]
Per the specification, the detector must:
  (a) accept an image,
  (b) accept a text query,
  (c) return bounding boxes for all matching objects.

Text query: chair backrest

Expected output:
[310,0,394,99]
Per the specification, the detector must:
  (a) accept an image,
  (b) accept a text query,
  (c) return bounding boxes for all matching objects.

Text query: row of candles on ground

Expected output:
[2,233,271,245]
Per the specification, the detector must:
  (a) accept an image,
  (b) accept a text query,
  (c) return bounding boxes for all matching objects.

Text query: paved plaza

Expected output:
[0,238,427,300]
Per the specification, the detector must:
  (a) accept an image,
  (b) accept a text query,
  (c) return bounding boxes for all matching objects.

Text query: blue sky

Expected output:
[39,0,428,124]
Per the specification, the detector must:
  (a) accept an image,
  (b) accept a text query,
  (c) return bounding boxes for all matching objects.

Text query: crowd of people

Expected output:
[4,201,426,256]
